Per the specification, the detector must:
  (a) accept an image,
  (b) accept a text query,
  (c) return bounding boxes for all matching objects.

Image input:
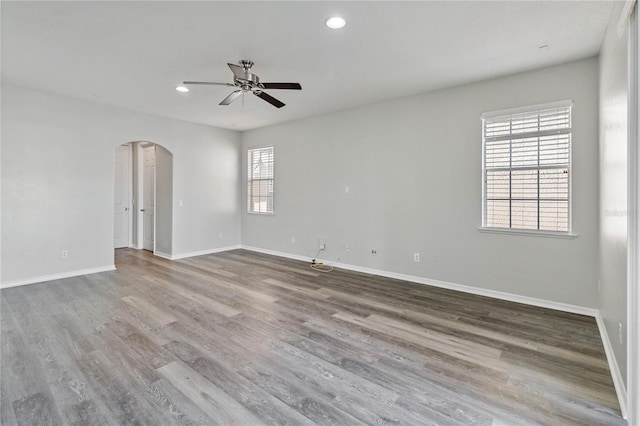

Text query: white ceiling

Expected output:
[1,1,614,131]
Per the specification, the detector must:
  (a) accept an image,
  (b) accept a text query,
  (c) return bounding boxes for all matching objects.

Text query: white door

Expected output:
[114,145,130,248]
[142,145,155,251]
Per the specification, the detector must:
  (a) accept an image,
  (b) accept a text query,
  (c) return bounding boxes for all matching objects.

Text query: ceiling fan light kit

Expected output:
[183,60,302,108]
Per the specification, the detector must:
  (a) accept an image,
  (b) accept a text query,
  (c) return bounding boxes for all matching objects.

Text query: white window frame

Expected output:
[480,100,577,238]
[247,145,275,215]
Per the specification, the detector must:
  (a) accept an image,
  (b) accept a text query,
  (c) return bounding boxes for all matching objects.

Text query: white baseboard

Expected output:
[154,251,173,260]
[159,245,242,261]
[243,245,633,415]
[241,245,598,317]
[1,244,627,418]
[0,246,241,288]
[0,265,116,289]
[241,245,311,263]
[595,313,628,419]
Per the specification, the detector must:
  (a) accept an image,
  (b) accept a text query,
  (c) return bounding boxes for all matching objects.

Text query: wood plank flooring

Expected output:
[0,248,625,425]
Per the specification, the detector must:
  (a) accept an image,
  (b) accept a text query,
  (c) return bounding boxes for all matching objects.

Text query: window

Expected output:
[482,101,572,233]
[247,146,274,214]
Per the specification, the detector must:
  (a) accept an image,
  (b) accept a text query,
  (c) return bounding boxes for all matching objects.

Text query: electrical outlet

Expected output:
[345,244,350,252]
[218,232,223,239]
[62,250,68,258]
[319,239,326,250]
[618,323,623,344]
[414,253,420,262]
[291,236,296,244]
[371,249,377,255]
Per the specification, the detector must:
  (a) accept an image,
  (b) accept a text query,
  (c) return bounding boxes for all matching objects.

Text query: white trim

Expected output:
[242,245,311,263]
[135,142,144,249]
[247,145,275,215]
[479,227,578,239]
[241,245,597,317]
[158,245,242,261]
[481,101,573,234]
[113,144,133,250]
[154,251,173,260]
[242,245,634,413]
[332,261,597,316]
[0,245,242,288]
[0,265,116,289]
[153,144,157,254]
[618,0,637,37]
[126,143,133,248]
[1,245,627,416]
[628,4,640,424]
[481,99,573,120]
[596,312,629,419]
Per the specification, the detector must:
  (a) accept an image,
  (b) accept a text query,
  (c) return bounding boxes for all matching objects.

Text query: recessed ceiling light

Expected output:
[176,86,189,92]
[326,16,346,29]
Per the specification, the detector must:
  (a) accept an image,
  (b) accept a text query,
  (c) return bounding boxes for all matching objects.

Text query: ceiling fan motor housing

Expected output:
[237,72,259,86]
[236,61,260,91]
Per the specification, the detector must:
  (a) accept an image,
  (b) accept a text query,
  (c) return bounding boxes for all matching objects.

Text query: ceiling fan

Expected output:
[183,60,302,108]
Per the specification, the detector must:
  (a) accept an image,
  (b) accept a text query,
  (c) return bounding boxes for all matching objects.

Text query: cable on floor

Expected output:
[310,262,334,273]
[310,247,334,273]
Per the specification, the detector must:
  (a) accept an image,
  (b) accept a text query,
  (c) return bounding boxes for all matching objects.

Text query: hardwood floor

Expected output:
[1,248,624,425]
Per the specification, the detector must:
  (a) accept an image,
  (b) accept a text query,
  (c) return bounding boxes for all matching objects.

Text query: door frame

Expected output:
[127,144,133,247]
[139,142,157,253]
[116,141,172,258]
[114,143,133,249]
[135,142,144,249]
[627,3,639,423]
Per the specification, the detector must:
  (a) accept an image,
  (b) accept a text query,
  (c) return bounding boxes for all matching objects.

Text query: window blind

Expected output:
[482,102,572,232]
[247,146,274,214]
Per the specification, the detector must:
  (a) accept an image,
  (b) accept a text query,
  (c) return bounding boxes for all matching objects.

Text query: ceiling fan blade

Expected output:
[183,81,234,86]
[254,91,285,108]
[228,63,246,80]
[261,83,302,90]
[219,90,242,105]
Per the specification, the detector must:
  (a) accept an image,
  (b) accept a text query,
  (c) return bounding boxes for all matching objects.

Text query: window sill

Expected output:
[478,227,578,239]
[247,211,275,216]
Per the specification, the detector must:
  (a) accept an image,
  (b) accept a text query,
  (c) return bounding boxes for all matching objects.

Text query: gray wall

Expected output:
[242,58,600,308]
[1,85,241,285]
[599,1,629,386]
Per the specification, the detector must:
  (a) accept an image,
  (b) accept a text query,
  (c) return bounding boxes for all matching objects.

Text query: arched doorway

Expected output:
[113,141,173,258]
